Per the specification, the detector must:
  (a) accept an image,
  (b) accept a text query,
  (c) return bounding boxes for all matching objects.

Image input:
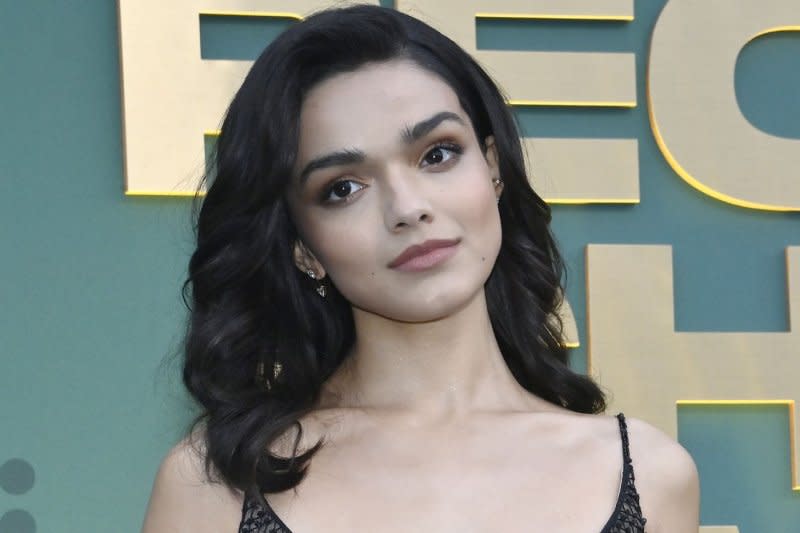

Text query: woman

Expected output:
[142,5,699,532]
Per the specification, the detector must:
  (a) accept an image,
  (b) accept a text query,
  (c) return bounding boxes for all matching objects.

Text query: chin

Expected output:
[351,279,485,323]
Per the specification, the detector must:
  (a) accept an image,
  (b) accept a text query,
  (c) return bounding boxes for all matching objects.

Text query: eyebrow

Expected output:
[298,111,466,185]
[400,111,465,145]
[298,148,365,186]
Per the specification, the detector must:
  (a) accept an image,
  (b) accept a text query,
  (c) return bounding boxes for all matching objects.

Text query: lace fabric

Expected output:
[600,413,647,532]
[239,413,646,532]
[240,494,291,533]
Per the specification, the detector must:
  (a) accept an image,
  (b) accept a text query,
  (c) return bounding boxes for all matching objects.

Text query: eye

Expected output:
[321,178,366,205]
[421,142,463,168]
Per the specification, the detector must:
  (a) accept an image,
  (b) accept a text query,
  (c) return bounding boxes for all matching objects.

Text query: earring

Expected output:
[255,361,283,390]
[492,177,502,203]
[306,269,327,298]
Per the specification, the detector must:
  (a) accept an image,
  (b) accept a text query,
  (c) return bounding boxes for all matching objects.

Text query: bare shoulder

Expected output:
[141,433,244,533]
[624,416,700,532]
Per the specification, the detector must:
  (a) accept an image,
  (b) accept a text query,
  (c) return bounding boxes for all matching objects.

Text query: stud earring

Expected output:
[306,269,327,298]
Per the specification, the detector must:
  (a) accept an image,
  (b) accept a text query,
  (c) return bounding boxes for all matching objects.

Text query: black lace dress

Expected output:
[239,413,647,532]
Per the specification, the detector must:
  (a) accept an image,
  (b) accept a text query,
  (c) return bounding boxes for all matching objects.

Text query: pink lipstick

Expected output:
[388,238,460,272]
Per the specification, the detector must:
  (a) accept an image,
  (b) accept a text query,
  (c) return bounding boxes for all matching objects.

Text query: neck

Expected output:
[318,290,544,425]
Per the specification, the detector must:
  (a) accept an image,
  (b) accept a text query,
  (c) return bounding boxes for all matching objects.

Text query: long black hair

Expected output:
[182,3,605,500]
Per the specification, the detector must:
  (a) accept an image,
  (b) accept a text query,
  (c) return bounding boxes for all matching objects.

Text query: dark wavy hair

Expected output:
[182,3,605,501]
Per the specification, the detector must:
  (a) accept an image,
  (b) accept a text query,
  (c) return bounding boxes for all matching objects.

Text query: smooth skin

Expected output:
[142,60,699,532]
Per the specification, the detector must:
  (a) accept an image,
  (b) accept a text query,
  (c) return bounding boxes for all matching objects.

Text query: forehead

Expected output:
[297,60,467,157]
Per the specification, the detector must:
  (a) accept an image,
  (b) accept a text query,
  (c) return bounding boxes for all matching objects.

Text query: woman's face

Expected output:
[286,59,502,322]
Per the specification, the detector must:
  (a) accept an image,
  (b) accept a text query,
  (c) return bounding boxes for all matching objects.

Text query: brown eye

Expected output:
[333,181,353,197]
[425,147,445,164]
[322,179,366,204]
[421,143,463,167]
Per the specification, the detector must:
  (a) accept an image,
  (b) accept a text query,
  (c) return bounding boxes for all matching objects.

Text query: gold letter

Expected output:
[586,244,800,494]
[118,0,378,195]
[649,0,800,211]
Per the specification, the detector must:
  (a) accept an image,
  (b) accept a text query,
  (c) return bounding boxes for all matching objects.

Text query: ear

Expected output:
[292,240,326,278]
[484,135,503,197]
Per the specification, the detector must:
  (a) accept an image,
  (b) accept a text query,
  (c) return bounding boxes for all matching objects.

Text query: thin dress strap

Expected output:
[600,413,647,533]
[619,413,634,470]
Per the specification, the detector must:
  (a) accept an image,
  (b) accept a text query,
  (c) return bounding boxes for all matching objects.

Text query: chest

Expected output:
[260,441,623,532]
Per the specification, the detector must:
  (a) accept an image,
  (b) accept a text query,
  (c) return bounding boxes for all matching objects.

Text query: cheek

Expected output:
[304,222,378,288]
[322,243,391,314]
[453,175,502,254]
[475,203,503,276]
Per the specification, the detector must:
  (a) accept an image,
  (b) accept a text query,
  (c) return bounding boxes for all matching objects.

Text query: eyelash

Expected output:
[420,141,463,168]
[320,141,464,205]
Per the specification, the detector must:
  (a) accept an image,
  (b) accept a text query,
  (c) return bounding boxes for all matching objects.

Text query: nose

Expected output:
[381,168,434,232]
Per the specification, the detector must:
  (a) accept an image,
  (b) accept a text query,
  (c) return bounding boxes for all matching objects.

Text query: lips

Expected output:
[388,238,461,270]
